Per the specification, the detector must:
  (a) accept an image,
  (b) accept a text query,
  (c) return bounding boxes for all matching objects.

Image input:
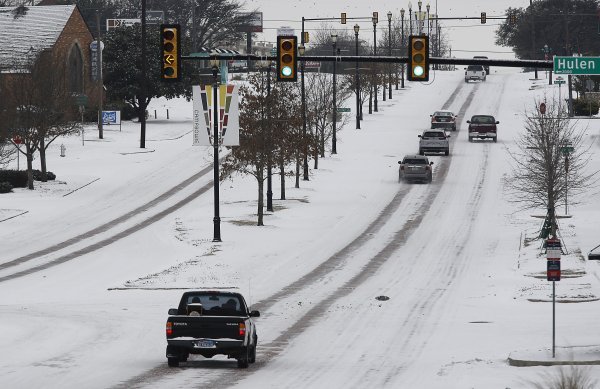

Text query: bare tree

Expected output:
[221,72,302,226]
[1,51,80,189]
[505,97,598,238]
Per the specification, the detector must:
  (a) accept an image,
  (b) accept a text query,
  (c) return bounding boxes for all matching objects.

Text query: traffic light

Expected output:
[161,24,180,80]
[481,12,486,24]
[277,35,297,82]
[407,35,429,81]
[341,12,347,24]
[508,12,517,25]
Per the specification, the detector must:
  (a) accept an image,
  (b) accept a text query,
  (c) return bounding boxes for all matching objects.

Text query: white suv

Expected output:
[465,65,486,82]
[418,129,450,156]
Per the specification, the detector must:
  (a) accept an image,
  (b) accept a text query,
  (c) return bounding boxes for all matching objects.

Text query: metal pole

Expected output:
[409,9,412,36]
[355,27,361,129]
[388,16,392,99]
[565,154,568,215]
[373,21,378,112]
[212,65,221,242]
[140,0,146,148]
[301,17,309,180]
[530,0,538,79]
[401,12,405,89]
[96,11,103,139]
[266,63,273,212]
[552,280,556,358]
[332,42,337,154]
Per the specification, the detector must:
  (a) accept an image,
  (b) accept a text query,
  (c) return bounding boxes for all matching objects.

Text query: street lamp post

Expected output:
[373,14,378,112]
[354,24,361,130]
[400,8,405,89]
[387,11,392,99]
[210,60,221,242]
[408,2,413,36]
[426,3,430,35]
[264,61,273,212]
[332,34,338,154]
[299,43,309,180]
[418,0,422,35]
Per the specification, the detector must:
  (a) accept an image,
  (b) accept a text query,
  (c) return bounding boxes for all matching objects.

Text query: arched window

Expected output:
[67,44,84,93]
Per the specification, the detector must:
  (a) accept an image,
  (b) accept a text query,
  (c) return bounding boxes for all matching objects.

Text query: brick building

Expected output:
[0,4,101,108]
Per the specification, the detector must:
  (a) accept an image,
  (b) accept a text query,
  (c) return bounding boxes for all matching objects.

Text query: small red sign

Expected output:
[12,136,22,144]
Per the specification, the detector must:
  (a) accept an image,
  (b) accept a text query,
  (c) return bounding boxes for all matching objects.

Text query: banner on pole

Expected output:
[193,84,239,146]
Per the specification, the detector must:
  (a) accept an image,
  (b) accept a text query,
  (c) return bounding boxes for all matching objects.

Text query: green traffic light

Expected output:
[413,65,424,77]
[281,66,292,77]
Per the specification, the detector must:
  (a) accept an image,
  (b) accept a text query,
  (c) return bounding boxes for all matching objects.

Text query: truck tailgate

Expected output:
[169,316,244,339]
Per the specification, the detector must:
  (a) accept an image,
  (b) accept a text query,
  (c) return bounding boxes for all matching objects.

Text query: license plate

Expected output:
[194,340,216,348]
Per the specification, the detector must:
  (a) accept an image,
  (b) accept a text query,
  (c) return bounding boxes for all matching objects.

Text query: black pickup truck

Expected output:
[165,290,260,368]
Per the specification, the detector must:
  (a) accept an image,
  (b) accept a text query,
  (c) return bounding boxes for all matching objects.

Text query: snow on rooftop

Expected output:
[0,5,75,71]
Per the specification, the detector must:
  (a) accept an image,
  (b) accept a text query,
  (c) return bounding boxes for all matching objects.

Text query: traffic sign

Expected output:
[546,238,562,259]
[337,107,351,112]
[560,144,574,154]
[555,76,566,85]
[547,260,561,281]
[554,56,600,75]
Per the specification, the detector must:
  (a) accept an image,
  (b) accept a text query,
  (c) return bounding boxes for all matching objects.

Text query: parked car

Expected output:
[465,65,486,82]
[165,290,260,368]
[430,110,457,131]
[398,155,434,183]
[473,56,490,74]
[418,129,450,156]
[467,115,499,142]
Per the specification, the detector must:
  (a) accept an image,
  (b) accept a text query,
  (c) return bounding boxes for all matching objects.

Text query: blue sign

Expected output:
[102,110,121,125]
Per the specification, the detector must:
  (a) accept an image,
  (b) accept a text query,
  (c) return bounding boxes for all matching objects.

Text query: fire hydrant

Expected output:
[60,144,66,157]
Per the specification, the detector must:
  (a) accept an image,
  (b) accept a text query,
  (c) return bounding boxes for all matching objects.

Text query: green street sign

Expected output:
[554,56,600,75]
[270,47,277,56]
[560,146,574,154]
[336,107,351,112]
[73,94,88,107]
[555,79,566,84]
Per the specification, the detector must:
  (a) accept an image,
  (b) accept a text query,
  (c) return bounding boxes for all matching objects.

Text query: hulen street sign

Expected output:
[553,56,600,75]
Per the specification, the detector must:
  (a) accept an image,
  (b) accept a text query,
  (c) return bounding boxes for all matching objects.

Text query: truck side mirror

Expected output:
[398,161,402,164]
[418,135,422,138]
[466,120,471,123]
[168,308,178,315]
[496,121,500,124]
[249,310,260,317]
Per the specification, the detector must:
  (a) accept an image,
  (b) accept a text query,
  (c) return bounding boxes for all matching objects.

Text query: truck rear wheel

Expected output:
[168,357,179,367]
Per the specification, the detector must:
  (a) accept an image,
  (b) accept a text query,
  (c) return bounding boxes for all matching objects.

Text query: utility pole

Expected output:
[140,0,147,148]
[96,10,103,139]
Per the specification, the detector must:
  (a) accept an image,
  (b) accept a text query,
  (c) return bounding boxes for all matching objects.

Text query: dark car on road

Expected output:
[165,290,260,368]
[430,110,457,131]
[467,115,499,142]
[398,155,434,183]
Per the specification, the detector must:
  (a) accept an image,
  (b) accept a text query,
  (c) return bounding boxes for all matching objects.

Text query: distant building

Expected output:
[0,4,101,107]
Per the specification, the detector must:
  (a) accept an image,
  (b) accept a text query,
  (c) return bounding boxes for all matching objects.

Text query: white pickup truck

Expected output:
[465,65,486,83]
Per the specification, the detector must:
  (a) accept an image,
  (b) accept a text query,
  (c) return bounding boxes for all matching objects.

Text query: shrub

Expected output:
[32,169,56,181]
[0,181,13,193]
[0,170,27,187]
[572,98,599,116]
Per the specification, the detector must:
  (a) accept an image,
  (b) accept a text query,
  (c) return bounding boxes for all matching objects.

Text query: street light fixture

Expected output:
[332,34,338,154]
[354,24,361,129]
[210,58,221,242]
[387,11,392,99]
[400,8,405,89]
[372,13,378,112]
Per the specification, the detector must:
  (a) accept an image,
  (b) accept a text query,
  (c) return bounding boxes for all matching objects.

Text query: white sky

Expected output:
[1,67,600,388]
[244,0,532,59]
